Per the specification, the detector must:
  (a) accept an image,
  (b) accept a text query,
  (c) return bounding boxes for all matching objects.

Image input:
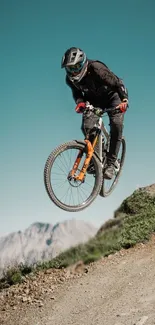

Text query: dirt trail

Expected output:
[2,236,155,325]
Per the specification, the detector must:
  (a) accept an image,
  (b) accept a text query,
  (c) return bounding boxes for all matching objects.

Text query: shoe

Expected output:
[104,160,120,180]
[113,160,120,173]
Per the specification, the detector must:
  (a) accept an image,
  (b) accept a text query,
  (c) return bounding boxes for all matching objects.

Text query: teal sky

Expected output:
[0,0,155,235]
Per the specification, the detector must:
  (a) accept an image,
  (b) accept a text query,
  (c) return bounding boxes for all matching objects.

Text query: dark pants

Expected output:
[81,96,124,163]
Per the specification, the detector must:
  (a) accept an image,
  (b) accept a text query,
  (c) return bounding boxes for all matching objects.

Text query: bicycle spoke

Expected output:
[53,161,67,175]
[77,187,86,202]
[52,179,68,189]
[61,151,70,171]
[58,156,66,169]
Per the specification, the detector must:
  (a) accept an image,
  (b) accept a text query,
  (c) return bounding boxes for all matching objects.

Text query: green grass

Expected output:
[1,188,155,290]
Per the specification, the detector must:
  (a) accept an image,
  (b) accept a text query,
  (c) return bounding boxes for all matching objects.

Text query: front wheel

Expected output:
[44,140,103,212]
[99,137,126,197]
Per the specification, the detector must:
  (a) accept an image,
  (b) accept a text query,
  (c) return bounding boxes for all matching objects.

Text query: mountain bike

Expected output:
[44,102,126,212]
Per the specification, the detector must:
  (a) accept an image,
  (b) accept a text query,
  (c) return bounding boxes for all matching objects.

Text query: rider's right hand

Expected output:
[75,102,86,114]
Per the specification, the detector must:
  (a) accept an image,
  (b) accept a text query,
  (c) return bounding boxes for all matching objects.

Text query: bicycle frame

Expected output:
[69,104,111,182]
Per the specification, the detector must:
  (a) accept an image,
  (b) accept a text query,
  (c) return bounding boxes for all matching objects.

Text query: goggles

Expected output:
[66,62,83,74]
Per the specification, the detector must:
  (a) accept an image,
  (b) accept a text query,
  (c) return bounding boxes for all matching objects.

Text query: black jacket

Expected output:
[66,59,128,108]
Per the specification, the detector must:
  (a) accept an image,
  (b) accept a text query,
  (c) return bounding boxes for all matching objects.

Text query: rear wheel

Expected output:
[99,137,126,197]
[44,140,103,212]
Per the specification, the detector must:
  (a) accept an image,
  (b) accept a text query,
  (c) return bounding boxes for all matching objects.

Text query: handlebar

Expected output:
[85,101,120,117]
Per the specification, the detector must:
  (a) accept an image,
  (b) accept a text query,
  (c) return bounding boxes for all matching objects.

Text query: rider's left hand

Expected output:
[117,99,128,113]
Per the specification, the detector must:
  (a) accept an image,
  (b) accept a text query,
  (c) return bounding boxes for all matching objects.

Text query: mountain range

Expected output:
[0,219,97,275]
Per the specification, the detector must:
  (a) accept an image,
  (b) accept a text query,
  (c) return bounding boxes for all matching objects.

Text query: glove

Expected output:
[75,102,86,114]
[117,99,128,112]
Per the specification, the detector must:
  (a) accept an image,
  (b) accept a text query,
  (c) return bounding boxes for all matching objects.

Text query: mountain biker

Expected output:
[61,47,129,179]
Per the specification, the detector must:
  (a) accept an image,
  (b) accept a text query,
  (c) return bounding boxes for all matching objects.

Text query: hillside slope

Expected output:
[1,235,155,325]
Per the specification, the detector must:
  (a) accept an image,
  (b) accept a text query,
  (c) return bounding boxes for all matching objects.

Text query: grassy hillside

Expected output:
[1,184,155,289]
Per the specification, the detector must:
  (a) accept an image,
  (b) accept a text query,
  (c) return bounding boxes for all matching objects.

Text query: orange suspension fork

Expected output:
[70,149,83,177]
[70,135,99,182]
